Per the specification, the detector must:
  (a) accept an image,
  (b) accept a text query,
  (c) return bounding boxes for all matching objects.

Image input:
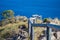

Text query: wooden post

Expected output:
[28,19,31,36]
[46,27,52,40]
[32,25,34,40]
[32,18,36,40]
[28,19,35,40]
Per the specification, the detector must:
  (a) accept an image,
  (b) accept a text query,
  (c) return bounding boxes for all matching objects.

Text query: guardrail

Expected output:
[28,20,60,40]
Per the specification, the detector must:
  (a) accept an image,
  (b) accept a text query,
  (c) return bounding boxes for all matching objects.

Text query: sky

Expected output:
[0,0,60,19]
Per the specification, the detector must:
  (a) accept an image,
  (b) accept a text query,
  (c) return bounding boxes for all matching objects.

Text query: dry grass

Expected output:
[0,21,28,34]
[34,27,45,40]
[0,19,44,40]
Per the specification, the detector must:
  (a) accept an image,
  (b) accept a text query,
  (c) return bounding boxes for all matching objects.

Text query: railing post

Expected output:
[28,19,35,40]
[32,18,36,40]
[28,19,31,36]
[32,25,34,40]
[46,27,52,40]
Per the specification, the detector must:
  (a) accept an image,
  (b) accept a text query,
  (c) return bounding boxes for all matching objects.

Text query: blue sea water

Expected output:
[0,0,60,19]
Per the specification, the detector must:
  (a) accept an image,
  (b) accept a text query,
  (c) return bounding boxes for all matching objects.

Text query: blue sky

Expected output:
[0,0,60,19]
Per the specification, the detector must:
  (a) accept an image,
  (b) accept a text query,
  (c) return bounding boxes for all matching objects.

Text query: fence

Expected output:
[28,19,60,40]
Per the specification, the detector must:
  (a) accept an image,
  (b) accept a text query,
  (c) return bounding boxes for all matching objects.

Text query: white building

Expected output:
[32,14,42,20]
[29,17,36,23]
[30,14,42,23]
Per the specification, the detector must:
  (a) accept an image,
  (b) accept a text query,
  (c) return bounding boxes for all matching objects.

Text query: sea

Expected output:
[0,0,60,20]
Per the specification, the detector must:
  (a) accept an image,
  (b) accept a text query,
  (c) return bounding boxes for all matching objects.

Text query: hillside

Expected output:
[0,16,60,40]
[0,17,45,40]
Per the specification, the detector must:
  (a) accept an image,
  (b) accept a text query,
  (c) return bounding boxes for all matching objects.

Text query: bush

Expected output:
[1,19,9,26]
[0,23,2,26]
[0,28,5,32]
[0,37,5,40]
[43,18,50,23]
[1,32,10,38]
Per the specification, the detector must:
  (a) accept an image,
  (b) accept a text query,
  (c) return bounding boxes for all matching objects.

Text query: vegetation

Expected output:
[0,28,4,32]
[0,20,28,40]
[0,10,15,26]
[2,10,14,19]
[0,10,59,40]
[43,18,50,23]
[0,10,47,40]
[1,31,11,38]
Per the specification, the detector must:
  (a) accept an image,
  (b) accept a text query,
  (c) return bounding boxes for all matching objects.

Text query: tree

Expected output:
[2,10,14,19]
